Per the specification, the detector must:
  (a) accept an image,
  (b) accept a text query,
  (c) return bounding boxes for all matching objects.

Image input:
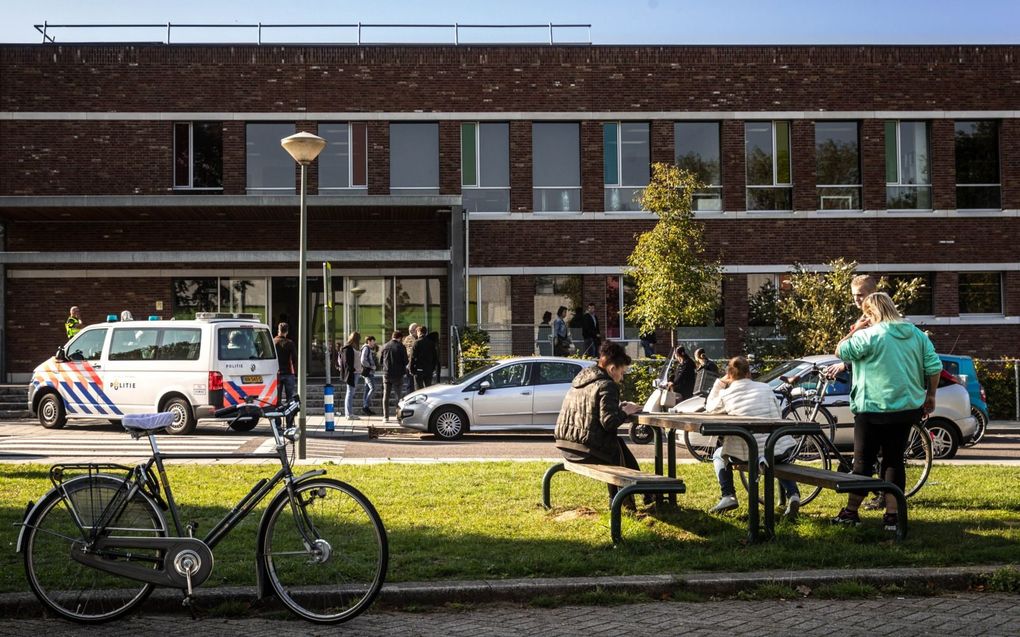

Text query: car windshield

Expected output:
[756,360,813,388]
[451,363,499,386]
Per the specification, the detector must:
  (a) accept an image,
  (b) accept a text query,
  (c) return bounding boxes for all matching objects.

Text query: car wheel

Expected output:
[926,419,959,459]
[163,397,197,435]
[229,416,260,432]
[38,393,67,429]
[964,407,988,447]
[629,424,654,445]
[430,407,467,441]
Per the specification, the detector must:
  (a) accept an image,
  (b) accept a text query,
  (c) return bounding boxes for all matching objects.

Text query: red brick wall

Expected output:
[510,121,532,212]
[510,275,535,355]
[223,121,246,195]
[721,120,746,212]
[723,274,749,355]
[367,122,388,196]
[791,121,816,212]
[861,119,886,211]
[934,272,960,317]
[581,122,603,213]
[439,121,461,196]
[651,121,673,165]
[931,119,956,210]
[1001,119,1020,210]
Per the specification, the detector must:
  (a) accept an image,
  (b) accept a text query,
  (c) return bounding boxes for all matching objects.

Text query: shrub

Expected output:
[619,359,664,404]
[974,359,1018,420]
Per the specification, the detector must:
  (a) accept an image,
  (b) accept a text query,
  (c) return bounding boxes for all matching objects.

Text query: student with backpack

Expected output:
[359,335,378,416]
[337,331,361,420]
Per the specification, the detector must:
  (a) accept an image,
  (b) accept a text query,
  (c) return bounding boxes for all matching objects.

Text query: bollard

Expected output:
[323,383,335,432]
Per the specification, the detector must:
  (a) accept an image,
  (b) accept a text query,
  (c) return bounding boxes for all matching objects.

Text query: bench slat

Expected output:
[773,464,889,490]
[563,460,684,488]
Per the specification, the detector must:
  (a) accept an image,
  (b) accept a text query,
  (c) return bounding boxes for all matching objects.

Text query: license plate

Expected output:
[241,375,262,384]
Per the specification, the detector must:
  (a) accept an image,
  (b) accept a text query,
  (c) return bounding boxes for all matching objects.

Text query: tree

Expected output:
[626,163,722,344]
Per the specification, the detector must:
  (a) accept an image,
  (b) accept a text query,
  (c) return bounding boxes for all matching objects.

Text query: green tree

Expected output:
[626,163,722,344]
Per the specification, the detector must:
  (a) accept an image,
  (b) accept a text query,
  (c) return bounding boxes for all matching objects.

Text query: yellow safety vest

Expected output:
[65,316,82,339]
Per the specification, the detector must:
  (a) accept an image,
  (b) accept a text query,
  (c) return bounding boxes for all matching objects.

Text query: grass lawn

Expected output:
[1,461,1018,594]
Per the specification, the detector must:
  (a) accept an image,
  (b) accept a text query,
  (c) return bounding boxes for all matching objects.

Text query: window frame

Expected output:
[532,122,582,213]
[954,120,1001,211]
[461,122,511,212]
[674,121,723,212]
[318,122,368,193]
[390,122,440,195]
[814,121,862,211]
[745,120,793,212]
[885,120,933,211]
[603,121,650,212]
[958,272,1004,316]
[245,122,297,196]
[173,122,223,191]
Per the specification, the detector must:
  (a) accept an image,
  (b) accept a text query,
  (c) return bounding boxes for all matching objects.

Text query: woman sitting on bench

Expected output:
[555,341,644,510]
[704,356,801,518]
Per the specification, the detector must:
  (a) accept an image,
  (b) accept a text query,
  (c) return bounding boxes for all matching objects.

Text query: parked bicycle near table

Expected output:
[18,397,388,625]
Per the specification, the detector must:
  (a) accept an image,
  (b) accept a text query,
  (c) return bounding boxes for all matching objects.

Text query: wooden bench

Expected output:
[770,463,908,541]
[542,460,686,543]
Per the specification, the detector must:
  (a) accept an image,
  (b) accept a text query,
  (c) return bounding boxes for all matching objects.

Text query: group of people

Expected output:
[537,303,604,357]
[555,274,940,533]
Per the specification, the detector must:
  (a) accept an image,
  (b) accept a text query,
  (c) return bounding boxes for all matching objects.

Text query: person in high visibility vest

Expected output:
[65,306,82,339]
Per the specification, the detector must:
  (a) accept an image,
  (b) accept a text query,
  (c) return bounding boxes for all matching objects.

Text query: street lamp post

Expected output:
[281,131,326,460]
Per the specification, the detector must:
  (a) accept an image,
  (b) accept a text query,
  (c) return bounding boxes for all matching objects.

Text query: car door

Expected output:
[469,362,533,428]
[103,326,162,414]
[531,361,585,427]
[56,327,113,417]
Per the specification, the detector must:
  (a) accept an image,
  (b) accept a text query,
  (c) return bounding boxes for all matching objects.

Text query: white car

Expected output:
[397,356,596,440]
[756,355,976,459]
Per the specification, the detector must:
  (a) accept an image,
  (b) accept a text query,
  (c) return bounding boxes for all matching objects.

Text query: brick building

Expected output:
[1,43,1018,381]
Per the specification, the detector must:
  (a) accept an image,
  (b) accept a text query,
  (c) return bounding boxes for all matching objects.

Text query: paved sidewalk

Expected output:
[1,592,1016,636]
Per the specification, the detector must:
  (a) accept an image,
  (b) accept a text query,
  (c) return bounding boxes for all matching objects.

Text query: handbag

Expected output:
[657,388,678,409]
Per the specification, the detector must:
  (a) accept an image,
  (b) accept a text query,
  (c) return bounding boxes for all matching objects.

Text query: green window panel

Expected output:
[885,121,899,183]
[775,121,791,184]
[461,123,477,187]
[603,123,619,185]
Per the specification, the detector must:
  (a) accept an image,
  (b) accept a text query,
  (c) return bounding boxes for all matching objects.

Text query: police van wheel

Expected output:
[38,394,67,429]
[163,398,197,435]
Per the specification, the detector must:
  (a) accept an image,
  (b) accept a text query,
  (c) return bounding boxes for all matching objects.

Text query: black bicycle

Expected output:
[18,398,388,624]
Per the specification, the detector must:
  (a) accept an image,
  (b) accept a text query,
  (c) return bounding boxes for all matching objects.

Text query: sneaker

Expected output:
[831,507,861,526]
[347,413,361,420]
[708,495,739,514]
[784,494,801,519]
[365,407,376,416]
[883,512,899,532]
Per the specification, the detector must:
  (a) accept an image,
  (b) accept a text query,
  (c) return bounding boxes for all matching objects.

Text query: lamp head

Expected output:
[281,131,327,165]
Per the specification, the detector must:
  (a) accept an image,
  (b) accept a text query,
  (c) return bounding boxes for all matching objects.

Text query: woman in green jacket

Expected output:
[833,292,942,532]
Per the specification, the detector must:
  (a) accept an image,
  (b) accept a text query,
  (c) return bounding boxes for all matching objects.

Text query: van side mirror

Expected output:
[55,346,67,363]
[478,381,491,395]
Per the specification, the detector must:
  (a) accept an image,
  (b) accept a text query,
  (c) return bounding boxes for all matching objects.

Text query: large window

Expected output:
[675,122,722,211]
[462,123,510,212]
[603,122,649,211]
[604,275,638,340]
[467,276,511,328]
[246,123,296,195]
[883,273,934,316]
[318,123,367,193]
[533,123,581,212]
[955,121,1000,210]
[746,273,790,328]
[885,121,931,210]
[390,123,439,195]
[172,278,267,321]
[745,121,792,211]
[174,122,222,190]
[959,273,1002,315]
[815,122,861,210]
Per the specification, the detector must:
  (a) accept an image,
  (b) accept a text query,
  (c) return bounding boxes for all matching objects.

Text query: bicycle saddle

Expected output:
[121,412,176,437]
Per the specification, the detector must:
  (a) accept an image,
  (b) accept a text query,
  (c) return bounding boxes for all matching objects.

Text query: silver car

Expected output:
[757,355,976,459]
[397,357,596,440]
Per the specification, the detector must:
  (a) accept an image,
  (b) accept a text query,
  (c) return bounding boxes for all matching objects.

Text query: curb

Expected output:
[2,565,1008,618]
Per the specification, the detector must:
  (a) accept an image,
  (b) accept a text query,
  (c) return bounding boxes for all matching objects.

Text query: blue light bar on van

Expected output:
[148,315,161,321]
[106,314,119,322]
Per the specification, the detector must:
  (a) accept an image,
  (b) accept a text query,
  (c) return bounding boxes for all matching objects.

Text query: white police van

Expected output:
[28,313,280,435]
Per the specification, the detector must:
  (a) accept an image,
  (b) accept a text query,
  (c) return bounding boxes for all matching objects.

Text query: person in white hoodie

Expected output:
[703,356,801,517]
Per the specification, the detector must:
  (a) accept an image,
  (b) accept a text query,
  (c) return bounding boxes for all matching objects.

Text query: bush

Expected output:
[459,327,492,375]
[619,359,664,404]
[974,359,1018,420]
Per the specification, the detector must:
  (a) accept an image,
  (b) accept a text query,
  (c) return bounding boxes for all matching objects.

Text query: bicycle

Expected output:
[17,397,388,625]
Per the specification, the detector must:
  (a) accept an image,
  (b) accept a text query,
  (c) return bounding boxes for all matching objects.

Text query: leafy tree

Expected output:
[626,163,722,345]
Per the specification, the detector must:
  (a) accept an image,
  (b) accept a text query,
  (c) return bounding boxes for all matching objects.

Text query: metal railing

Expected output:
[33,22,592,46]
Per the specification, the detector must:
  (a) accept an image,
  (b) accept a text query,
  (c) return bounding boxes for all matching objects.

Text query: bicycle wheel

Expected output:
[900,422,933,497]
[261,478,388,624]
[779,401,838,506]
[23,475,166,623]
[964,407,988,447]
[683,430,718,462]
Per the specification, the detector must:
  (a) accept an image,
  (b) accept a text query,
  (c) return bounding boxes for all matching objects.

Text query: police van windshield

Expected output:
[218,327,275,361]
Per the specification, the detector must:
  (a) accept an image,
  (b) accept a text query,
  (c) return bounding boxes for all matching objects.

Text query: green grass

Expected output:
[2,462,1018,594]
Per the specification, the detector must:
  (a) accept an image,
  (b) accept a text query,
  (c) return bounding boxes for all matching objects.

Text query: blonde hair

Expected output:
[861,292,902,324]
[725,356,751,381]
[346,331,361,347]
[851,274,878,294]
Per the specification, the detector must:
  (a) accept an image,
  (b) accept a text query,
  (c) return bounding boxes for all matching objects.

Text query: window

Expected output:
[220,278,268,323]
[246,123,296,195]
[66,329,107,361]
[815,122,861,210]
[746,273,790,328]
[390,123,439,195]
[218,327,276,361]
[605,275,638,340]
[483,363,530,389]
[533,123,581,212]
[462,123,510,212]
[883,273,934,316]
[535,362,582,386]
[173,278,219,320]
[955,121,1000,210]
[110,328,160,361]
[885,121,931,210]
[959,273,1002,314]
[172,278,268,321]
[318,123,367,192]
[156,329,202,361]
[174,122,222,189]
[745,121,792,211]
[395,278,442,338]
[603,122,649,211]
[675,122,722,211]
[467,276,511,328]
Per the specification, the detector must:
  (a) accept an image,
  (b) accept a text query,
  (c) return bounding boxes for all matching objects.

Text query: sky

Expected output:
[1,0,1018,45]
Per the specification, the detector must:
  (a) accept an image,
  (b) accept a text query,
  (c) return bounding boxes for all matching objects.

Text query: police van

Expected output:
[29,313,280,435]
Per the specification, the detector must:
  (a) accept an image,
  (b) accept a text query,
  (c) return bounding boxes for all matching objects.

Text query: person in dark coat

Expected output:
[380,330,409,422]
[410,325,438,390]
[554,341,644,508]
[667,345,696,400]
[580,303,601,358]
[337,331,361,420]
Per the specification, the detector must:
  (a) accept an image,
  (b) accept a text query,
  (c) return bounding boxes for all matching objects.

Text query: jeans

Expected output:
[344,382,356,417]
[414,372,432,391]
[713,446,800,499]
[361,373,376,410]
[278,373,297,427]
[640,339,655,358]
[382,377,404,419]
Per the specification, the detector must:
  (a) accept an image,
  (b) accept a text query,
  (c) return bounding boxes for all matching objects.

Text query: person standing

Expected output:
[581,303,601,358]
[338,332,361,420]
[694,348,719,375]
[65,306,83,339]
[832,292,941,533]
[402,323,420,393]
[380,331,408,422]
[667,346,696,401]
[824,274,879,379]
[552,306,571,356]
[426,330,442,384]
[639,329,657,358]
[410,325,437,390]
[359,335,378,416]
[273,322,298,427]
[537,310,553,355]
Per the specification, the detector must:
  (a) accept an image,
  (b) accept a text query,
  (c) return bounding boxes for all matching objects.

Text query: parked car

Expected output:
[938,354,990,446]
[397,356,595,440]
[755,355,976,459]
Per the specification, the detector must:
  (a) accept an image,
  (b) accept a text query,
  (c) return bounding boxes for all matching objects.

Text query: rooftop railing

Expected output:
[33,22,593,46]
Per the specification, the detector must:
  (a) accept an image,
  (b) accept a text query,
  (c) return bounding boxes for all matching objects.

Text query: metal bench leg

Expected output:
[610,485,639,544]
[890,485,908,541]
[542,463,565,509]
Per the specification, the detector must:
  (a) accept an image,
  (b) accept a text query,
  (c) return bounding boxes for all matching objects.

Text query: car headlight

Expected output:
[404,394,428,406]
